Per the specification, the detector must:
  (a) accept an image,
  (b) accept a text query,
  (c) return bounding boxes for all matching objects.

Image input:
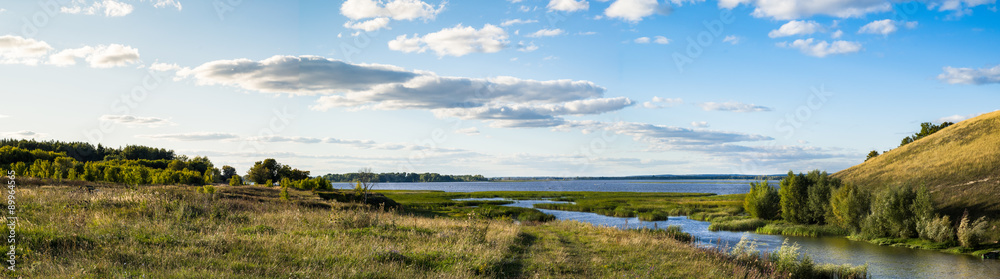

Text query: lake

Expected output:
[335,180,1000,279]
[331,179,761,195]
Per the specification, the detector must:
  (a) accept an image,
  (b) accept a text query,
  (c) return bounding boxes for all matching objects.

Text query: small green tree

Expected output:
[779,171,809,224]
[228,175,243,186]
[865,150,880,161]
[744,179,780,220]
[830,183,869,233]
[279,185,289,201]
[265,179,273,187]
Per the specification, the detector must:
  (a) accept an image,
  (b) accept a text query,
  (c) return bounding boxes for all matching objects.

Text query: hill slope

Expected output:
[834,110,1000,216]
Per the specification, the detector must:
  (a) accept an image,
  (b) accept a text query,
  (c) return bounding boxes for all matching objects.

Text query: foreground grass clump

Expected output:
[729,235,869,279]
[13,184,794,278]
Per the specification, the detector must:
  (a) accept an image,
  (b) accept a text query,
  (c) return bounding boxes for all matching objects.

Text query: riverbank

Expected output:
[17,184,842,278]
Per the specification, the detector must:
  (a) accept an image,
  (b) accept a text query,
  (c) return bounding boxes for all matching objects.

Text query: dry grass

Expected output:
[834,110,1000,217]
[10,184,784,278]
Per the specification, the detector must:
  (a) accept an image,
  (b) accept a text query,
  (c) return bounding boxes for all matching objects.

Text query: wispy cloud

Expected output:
[100,115,174,127]
[137,132,241,141]
[2,130,46,139]
[937,64,1000,85]
[389,24,508,57]
[699,101,773,112]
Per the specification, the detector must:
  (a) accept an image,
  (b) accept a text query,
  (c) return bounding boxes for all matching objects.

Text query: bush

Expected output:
[769,239,815,278]
[918,215,955,243]
[830,183,869,233]
[637,210,669,221]
[957,210,989,248]
[744,179,780,220]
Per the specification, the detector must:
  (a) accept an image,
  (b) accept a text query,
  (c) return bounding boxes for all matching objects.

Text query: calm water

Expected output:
[470,199,1000,279]
[331,179,759,194]
[341,180,1000,279]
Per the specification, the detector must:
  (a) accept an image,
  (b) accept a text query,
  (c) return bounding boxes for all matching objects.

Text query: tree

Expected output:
[356,168,378,204]
[805,170,838,224]
[248,159,281,185]
[865,150,879,161]
[779,171,809,224]
[957,210,989,248]
[830,183,870,233]
[228,175,243,186]
[221,165,237,181]
[167,160,187,171]
[744,179,780,220]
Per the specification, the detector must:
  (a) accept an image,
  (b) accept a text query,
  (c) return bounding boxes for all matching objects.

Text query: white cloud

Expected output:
[858,19,918,35]
[517,41,539,52]
[0,115,8,119]
[2,130,46,139]
[653,36,671,44]
[691,121,710,128]
[388,24,508,57]
[548,0,589,12]
[831,30,843,38]
[577,31,597,36]
[929,0,997,18]
[722,35,741,44]
[433,97,634,128]
[501,19,538,26]
[605,0,663,22]
[176,55,418,96]
[61,0,134,17]
[699,101,772,112]
[634,37,651,43]
[560,120,772,146]
[0,35,53,65]
[312,74,608,112]
[0,9,6,14]
[642,97,682,109]
[137,132,241,141]
[343,17,391,31]
[455,127,481,135]
[777,38,862,57]
[527,28,565,37]
[100,115,174,127]
[718,0,893,20]
[150,62,182,71]
[340,0,445,31]
[937,65,1000,85]
[936,112,990,123]
[48,44,140,68]
[768,20,822,38]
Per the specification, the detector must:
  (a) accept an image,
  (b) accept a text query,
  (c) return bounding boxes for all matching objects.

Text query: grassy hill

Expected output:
[834,110,1000,217]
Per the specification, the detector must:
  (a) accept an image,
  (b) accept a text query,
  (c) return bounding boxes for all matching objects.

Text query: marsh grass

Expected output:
[709,218,768,232]
[755,223,848,237]
[13,184,797,278]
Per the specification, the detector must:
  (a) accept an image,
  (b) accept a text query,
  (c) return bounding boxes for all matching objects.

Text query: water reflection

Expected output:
[469,198,1000,279]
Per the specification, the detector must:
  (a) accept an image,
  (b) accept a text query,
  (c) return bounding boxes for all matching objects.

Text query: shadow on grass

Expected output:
[481,231,537,278]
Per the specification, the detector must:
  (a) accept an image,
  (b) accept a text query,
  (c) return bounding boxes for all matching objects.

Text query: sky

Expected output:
[0,0,998,177]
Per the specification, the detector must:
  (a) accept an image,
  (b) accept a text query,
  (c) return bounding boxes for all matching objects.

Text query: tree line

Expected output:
[322,172,487,183]
[0,140,335,191]
[745,170,991,248]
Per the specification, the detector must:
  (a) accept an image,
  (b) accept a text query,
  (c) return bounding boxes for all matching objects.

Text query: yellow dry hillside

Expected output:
[834,110,1000,216]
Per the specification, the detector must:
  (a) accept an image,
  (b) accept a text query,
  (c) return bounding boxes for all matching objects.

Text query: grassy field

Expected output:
[834,110,1000,217]
[13,182,839,278]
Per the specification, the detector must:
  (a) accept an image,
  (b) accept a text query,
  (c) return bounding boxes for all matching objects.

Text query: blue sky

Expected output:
[0,0,997,176]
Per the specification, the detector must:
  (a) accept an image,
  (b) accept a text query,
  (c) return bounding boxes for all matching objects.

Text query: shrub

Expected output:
[830,183,869,233]
[957,210,989,248]
[918,215,955,243]
[744,179,780,220]
[637,210,669,221]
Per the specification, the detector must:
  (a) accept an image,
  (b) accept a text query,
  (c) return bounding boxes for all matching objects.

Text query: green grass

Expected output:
[13,184,798,278]
[834,110,1000,217]
[755,223,848,237]
[709,218,769,232]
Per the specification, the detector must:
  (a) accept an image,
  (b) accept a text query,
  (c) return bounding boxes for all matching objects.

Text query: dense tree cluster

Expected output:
[2,145,211,186]
[323,172,487,183]
[747,170,990,247]
[0,139,174,162]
